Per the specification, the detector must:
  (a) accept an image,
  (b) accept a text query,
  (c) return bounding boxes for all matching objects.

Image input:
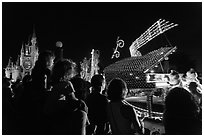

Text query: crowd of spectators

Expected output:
[2,49,202,135]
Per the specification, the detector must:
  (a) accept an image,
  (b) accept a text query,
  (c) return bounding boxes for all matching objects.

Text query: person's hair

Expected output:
[107,78,128,101]
[165,87,198,116]
[51,58,76,84]
[91,74,105,91]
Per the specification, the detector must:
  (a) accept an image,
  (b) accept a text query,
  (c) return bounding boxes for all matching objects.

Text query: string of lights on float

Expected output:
[104,19,178,89]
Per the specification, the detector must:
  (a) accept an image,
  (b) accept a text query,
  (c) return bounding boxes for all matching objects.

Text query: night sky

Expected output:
[2,2,202,73]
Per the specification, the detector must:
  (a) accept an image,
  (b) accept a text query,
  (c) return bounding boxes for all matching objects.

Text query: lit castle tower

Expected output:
[4,56,21,81]
[20,28,39,78]
[5,57,14,79]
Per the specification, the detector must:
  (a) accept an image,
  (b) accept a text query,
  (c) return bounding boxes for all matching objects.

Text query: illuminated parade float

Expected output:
[104,19,178,122]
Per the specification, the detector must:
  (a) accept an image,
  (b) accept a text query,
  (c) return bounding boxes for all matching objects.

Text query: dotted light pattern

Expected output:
[104,47,176,89]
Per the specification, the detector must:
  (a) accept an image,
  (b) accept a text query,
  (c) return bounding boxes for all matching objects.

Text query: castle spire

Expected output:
[21,42,24,54]
[31,25,37,46]
[7,57,13,67]
[32,25,36,38]
[16,55,20,67]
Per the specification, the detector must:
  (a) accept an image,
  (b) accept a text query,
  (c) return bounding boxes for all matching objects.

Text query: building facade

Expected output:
[5,29,39,81]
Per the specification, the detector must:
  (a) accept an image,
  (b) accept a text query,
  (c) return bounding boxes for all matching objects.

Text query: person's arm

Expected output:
[73,110,88,135]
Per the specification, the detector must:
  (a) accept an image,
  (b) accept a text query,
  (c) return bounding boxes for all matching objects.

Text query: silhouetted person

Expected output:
[163,87,202,135]
[106,78,144,135]
[44,59,88,135]
[85,74,110,134]
[17,50,55,134]
[32,50,55,91]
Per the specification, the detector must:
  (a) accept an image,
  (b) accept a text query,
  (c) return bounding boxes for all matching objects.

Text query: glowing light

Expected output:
[129,19,178,57]
[150,70,155,73]
[164,57,169,60]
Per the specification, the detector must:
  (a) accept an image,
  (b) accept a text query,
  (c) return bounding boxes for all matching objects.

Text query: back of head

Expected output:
[51,59,76,85]
[107,78,127,101]
[165,87,198,116]
[91,74,105,92]
[164,87,201,135]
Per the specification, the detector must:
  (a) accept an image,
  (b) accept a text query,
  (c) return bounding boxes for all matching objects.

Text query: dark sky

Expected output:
[2,2,202,73]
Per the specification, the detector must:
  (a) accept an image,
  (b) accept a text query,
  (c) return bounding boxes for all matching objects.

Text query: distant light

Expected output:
[165,57,169,60]
[56,41,63,47]
[150,70,155,73]
[129,73,133,76]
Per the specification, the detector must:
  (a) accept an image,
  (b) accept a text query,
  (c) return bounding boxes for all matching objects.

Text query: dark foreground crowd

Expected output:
[2,50,202,135]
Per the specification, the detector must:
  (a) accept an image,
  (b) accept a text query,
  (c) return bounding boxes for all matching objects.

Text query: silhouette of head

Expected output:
[107,78,128,101]
[51,59,76,84]
[91,74,105,92]
[165,87,198,116]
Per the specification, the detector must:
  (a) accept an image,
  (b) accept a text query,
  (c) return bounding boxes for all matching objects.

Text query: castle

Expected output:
[4,29,39,82]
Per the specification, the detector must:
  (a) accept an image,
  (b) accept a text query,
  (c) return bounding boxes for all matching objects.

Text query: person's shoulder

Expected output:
[121,103,133,111]
[120,102,135,118]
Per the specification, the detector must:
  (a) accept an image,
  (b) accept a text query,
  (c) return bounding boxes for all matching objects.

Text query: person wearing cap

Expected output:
[44,59,89,135]
[85,74,110,135]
